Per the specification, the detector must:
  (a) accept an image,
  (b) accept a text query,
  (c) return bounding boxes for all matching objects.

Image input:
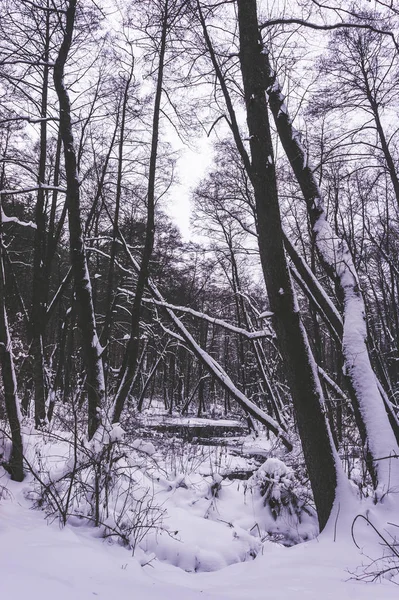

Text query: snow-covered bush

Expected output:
[25,423,165,553]
[246,457,317,545]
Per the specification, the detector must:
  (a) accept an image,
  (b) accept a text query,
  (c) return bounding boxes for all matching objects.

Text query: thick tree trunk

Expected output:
[53,0,104,439]
[236,0,342,529]
[0,204,24,481]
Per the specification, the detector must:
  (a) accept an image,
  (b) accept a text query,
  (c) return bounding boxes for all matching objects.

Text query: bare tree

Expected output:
[112,0,177,423]
[0,137,24,481]
[53,0,105,438]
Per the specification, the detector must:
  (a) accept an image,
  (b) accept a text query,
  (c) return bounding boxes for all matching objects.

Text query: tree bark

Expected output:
[0,178,24,481]
[236,0,341,529]
[262,41,399,492]
[53,0,105,438]
[31,5,51,428]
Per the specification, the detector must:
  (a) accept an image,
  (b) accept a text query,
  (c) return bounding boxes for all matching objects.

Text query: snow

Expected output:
[1,471,399,600]
[1,208,37,229]
[1,421,399,599]
[131,438,156,455]
[109,423,125,443]
[142,507,259,572]
[138,413,244,429]
[117,241,291,447]
[258,310,273,319]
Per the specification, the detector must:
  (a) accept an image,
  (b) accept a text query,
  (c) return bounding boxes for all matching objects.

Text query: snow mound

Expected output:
[142,508,259,572]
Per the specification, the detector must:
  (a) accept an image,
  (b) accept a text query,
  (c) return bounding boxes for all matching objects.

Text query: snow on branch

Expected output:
[158,323,186,345]
[0,184,66,197]
[1,209,36,229]
[263,48,399,490]
[258,310,274,319]
[86,247,131,274]
[317,366,349,403]
[0,116,59,125]
[135,296,275,340]
[283,231,342,336]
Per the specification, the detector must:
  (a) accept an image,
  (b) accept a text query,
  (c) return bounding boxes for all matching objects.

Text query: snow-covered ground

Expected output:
[1,425,398,599]
[1,480,398,600]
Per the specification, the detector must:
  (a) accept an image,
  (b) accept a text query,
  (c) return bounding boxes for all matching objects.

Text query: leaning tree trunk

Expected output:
[234,246,286,428]
[53,0,104,439]
[261,43,399,493]
[236,0,343,530]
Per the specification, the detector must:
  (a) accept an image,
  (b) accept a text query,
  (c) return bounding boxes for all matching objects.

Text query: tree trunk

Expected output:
[31,5,51,428]
[236,0,342,529]
[0,195,24,481]
[53,0,105,439]
[112,0,169,423]
[262,40,399,492]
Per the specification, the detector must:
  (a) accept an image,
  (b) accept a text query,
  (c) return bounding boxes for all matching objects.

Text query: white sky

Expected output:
[167,136,214,241]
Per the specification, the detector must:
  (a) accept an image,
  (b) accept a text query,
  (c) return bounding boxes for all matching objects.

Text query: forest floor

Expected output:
[1,413,399,599]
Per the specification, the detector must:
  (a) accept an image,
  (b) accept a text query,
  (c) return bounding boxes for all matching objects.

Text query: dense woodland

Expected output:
[1,0,399,541]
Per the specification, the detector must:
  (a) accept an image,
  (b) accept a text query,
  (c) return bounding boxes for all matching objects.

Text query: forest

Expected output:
[1,0,399,597]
